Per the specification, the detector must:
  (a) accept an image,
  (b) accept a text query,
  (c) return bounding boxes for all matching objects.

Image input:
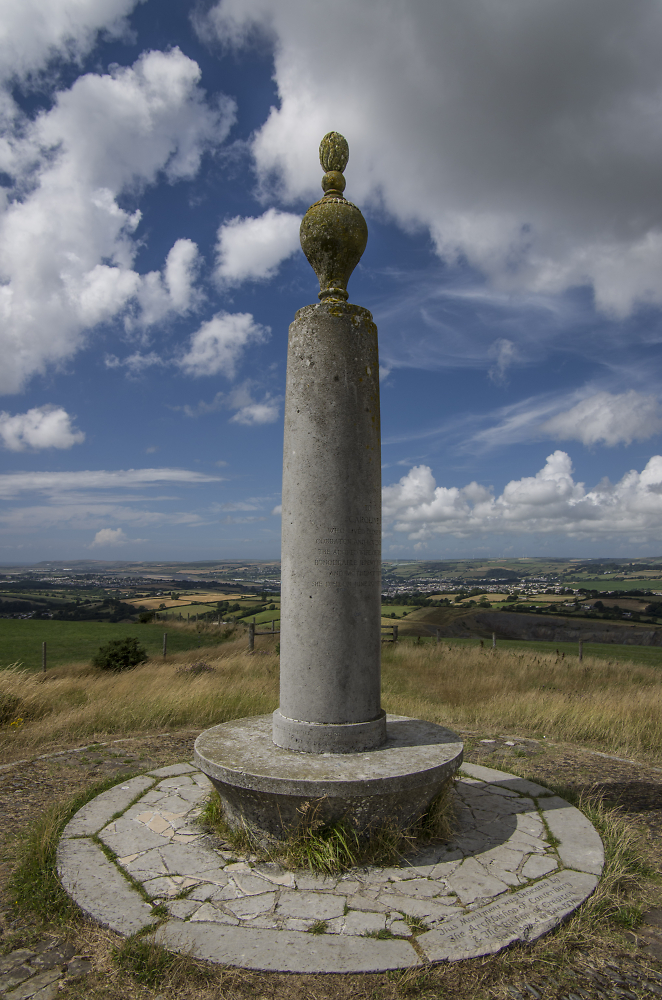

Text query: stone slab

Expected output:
[147,763,198,777]
[155,919,419,973]
[56,839,155,935]
[417,870,598,961]
[540,797,605,875]
[61,776,154,838]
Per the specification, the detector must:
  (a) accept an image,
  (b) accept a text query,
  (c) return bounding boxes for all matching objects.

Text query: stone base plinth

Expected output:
[272,708,387,753]
[194,714,463,839]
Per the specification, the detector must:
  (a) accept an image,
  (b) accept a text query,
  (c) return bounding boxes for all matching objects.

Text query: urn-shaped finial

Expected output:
[299,132,368,302]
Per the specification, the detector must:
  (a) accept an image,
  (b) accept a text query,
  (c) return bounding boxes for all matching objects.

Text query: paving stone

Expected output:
[342,911,386,936]
[189,903,238,925]
[0,953,35,975]
[378,893,460,921]
[122,848,169,877]
[57,838,155,935]
[147,763,198,777]
[155,920,418,973]
[388,877,447,899]
[225,893,277,918]
[30,944,75,970]
[99,818,166,855]
[447,857,510,904]
[65,958,92,979]
[167,899,200,919]
[4,969,62,1000]
[0,965,34,991]
[418,870,599,962]
[61,776,154,837]
[158,842,223,875]
[540,797,605,875]
[521,855,559,879]
[460,763,519,782]
[345,893,390,913]
[276,890,346,921]
[292,873,339,891]
[389,919,411,937]
[231,873,280,896]
[154,775,196,790]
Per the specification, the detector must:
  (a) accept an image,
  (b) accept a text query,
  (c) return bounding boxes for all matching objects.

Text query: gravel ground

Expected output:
[0,728,660,1000]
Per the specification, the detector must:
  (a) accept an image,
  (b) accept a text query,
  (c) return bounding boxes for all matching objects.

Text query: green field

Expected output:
[0,620,228,671]
[395,633,662,667]
[565,577,662,592]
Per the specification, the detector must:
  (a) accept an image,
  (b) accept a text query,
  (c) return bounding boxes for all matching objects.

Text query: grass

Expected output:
[199,781,457,874]
[0,634,278,760]
[381,642,662,760]
[3,633,662,762]
[3,771,141,927]
[0,619,234,672]
[392,632,662,668]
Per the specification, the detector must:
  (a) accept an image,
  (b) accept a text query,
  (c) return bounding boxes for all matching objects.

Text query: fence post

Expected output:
[163,633,167,660]
[271,618,275,633]
[435,628,440,645]
[492,632,496,649]
[248,623,255,652]
[42,641,47,673]
[578,639,583,662]
[393,625,398,643]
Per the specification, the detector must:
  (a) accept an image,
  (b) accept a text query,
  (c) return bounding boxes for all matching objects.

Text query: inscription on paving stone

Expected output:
[418,871,599,961]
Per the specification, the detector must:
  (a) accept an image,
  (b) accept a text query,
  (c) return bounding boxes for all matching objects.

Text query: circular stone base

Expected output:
[57,761,604,973]
[194,714,463,839]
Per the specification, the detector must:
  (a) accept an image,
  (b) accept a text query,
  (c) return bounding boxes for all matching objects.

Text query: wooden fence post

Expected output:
[42,641,47,673]
[248,623,255,652]
[492,632,496,649]
[578,639,583,662]
[163,633,167,660]
[435,629,440,644]
[393,625,398,643]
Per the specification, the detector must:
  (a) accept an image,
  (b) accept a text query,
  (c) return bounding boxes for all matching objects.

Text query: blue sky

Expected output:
[2,0,662,562]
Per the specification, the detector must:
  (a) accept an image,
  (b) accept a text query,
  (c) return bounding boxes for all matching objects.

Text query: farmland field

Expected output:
[392,633,662,667]
[0,620,229,672]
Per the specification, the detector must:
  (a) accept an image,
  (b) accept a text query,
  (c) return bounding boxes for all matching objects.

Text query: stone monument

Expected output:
[195,133,463,839]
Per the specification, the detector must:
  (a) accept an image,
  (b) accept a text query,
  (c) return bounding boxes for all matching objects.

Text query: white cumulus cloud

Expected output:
[215,208,302,285]
[540,391,662,447]
[0,405,85,451]
[90,527,129,547]
[382,450,662,541]
[0,0,141,83]
[0,48,234,393]
[202,0,662,317]
[230,398,280,425]
[179,312,269,378]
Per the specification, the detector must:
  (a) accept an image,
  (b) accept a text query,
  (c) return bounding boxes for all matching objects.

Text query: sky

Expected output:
[2,0,662,563]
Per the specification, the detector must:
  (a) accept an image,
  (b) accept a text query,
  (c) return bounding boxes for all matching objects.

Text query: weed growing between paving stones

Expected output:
[4,771,140,926]
[200,781,457,874]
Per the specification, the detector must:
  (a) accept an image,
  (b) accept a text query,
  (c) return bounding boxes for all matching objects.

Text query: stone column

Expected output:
[272,133,386,754]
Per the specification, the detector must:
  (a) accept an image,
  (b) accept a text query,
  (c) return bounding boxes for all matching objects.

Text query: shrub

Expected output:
[93,637,148,672]
[138,611,154,623]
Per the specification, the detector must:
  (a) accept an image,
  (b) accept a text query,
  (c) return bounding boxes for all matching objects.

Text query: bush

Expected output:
[93,637,148,672]
[138,611,154,623]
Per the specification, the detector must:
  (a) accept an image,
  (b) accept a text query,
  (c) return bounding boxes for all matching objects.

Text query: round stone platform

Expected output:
[194,714,463,838]
[56,760,604,973]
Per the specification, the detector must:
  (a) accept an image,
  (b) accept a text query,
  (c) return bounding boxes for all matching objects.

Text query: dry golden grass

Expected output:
[381,643,662,760]
[2,636,662,762]
[0,634,279,760]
